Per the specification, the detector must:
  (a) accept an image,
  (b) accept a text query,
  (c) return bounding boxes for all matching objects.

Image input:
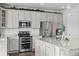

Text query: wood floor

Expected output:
[8,51,35,56]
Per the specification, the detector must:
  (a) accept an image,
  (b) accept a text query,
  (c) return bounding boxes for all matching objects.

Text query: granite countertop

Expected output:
[39,37,79,51]
[40,37,63,47]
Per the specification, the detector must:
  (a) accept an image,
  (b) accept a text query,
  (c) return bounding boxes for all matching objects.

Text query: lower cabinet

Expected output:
[39,40,45,56]
[45,42,53,56]
[35,39,40,56]
[35,39,70,56]
[7,38,19,52]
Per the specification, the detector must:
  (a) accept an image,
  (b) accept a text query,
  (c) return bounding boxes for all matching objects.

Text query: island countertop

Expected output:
[39,37,74,50]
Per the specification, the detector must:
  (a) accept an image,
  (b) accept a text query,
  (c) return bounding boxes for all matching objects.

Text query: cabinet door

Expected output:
[32,36,36,50]
[0,9,2,27]
[31,12,40,28]
[24,11,31,21]
[6,10,13,28]
[47,13,53,21]
[60,48,69,56]
[54,46,60,56]
[35,39,40,56]
[45,43,53,56]
[0,39,7,56]
[18,10,25,21]
[7,38,19,51]
[40,12,47,21]
[39,40,45,56]
[54,14,63,24]
[12,10,19,28]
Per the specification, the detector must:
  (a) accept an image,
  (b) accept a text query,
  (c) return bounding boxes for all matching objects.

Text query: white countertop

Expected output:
[39,37,72,50]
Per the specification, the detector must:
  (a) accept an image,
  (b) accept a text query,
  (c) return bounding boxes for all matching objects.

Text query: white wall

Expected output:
[63,5,79,49]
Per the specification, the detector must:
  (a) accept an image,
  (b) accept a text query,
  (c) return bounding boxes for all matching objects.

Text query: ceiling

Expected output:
[6,3,79,11]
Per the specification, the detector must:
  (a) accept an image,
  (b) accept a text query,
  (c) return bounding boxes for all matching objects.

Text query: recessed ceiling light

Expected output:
[67,5,71,9]
[62,6,65,9]
[40,3,44,6]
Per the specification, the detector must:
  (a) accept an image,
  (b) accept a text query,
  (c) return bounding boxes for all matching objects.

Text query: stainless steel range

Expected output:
[18,31,32,52]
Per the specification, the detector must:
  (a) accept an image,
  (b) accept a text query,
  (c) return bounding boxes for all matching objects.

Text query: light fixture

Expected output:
[62,6,65,9]
[67,5,71,9]
[40,3,44,6]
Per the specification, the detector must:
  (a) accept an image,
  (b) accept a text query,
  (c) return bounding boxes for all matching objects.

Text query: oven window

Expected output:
[21,43,30,49]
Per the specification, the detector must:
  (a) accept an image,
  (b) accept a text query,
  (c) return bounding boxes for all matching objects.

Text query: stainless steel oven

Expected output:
[18,31,32,52]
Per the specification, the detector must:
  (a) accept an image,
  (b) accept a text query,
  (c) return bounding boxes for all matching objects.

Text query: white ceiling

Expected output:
[6,3,79,11]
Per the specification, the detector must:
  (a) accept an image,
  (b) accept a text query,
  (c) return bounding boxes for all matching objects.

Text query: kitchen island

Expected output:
[35,37,79,56]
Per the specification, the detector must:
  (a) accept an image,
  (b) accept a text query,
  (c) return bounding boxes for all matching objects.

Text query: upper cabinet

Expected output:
[18,10,31,21]
[6,9,63,29]
[31,11,40,28]
[0,8,6,28]
[46,13,54,21]
[6,10,13,28]
[54,14,63,24]
[6,10,19,28]
[24,11,31,21]
[18,10,25,21]
[40,12,47,21]
[12,10,19,28]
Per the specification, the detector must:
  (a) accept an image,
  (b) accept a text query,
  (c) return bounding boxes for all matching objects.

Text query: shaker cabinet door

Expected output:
[24,11,31,21]
[12,10,19,28]
[47,13,53,21]
[31,12,40,28]
[35,39,40,56]
[45,43,53,56]
[6,10,13,28]
[54,14,63,24]
[18,10,25,21]
[39,41,45,56]
[40,12,47,21]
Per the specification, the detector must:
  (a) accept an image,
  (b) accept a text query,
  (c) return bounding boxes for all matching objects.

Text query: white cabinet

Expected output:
[32,36,36,50]
[0,9,2,27]
[54,46,60,56]
[24,11,31,21]
[46,43,53,56]
[54,14,63,24]
[60,48,69,56]
[39,40,45,56]
[35,39,40,56]
[18,10,25,21]
[35,39,71,56]
[7,38,19,51]
[45,42,54,56]
[12,10,19,28]
[18,10,31,21]
[6,10,13,28]
[40,12,47,21]
[47,13,53,21]
[31,11,40,28]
